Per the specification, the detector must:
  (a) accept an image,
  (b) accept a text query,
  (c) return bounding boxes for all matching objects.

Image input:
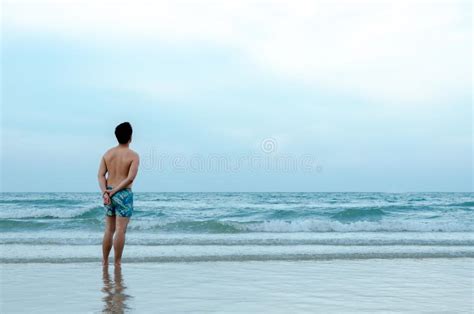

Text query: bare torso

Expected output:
[103,146,138,188]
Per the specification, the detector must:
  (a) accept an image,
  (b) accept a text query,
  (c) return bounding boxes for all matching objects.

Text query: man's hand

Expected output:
[108,188,118,198]
[103,192,111,205]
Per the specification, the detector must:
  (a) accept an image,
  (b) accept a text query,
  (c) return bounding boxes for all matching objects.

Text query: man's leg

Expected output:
[102,216,116,265]
[114,217,130,265]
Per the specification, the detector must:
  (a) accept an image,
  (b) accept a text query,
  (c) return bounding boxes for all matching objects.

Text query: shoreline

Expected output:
[2,258,473,313]
[2,254,474,264]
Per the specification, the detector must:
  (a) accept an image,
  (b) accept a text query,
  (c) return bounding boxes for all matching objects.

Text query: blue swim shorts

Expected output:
[104,186,134,218]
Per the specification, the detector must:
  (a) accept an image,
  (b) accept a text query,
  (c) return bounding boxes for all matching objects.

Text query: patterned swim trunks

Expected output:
[104,186,134,218]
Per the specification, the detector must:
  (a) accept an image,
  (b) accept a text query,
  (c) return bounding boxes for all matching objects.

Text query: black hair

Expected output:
[115,122,133,144]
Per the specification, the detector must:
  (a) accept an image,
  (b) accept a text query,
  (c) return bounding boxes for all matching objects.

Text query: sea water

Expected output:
[1,192,473,262]
[1,192,473,312]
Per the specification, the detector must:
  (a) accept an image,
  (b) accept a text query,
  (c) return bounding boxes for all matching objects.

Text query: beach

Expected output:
[3,0,471,311]
[2,259,473,313]
[1,192,473,312]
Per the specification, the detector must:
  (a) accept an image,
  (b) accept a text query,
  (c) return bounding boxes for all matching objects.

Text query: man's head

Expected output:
[115,122,133,144]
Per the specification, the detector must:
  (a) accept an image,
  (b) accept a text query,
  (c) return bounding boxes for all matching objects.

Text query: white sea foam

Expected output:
[1,231,473,246]
[1,244,473,263]
[237,219,474,233]
[124,218,474,233]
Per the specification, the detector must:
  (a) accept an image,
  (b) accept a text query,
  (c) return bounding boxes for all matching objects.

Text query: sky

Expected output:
[1,0,472,192]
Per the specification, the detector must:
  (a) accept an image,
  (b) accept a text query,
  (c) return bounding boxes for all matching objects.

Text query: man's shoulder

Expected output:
[103,147,117,157]
[128,149,140,159]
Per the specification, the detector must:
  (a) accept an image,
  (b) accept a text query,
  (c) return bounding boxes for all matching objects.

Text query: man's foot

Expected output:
[102,259,109,266]
[114,260,121,266]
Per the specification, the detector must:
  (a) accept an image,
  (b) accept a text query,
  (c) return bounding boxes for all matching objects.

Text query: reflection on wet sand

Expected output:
[102,266,132,313]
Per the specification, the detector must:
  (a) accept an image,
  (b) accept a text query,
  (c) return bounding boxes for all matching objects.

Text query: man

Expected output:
[98,122,140,266]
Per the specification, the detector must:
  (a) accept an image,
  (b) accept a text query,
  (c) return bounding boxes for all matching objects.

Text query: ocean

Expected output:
[1,192,473,262]
[1,192,473,312]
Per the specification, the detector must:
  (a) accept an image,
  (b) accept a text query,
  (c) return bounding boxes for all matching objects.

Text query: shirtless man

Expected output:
[98,122,140,266]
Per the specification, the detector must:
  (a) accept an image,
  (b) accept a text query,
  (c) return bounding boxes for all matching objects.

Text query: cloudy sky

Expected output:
[2,0,472,192]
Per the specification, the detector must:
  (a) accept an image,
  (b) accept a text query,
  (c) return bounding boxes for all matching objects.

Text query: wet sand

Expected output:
[1,258,473,313]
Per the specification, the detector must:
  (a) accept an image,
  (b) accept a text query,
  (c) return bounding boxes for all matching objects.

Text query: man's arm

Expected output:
[108,154,140,196]
[97,156,108,194]
[98,156,111,205]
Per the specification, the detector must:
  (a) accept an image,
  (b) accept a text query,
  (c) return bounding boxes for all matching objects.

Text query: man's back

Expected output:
[103,146,138,188]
